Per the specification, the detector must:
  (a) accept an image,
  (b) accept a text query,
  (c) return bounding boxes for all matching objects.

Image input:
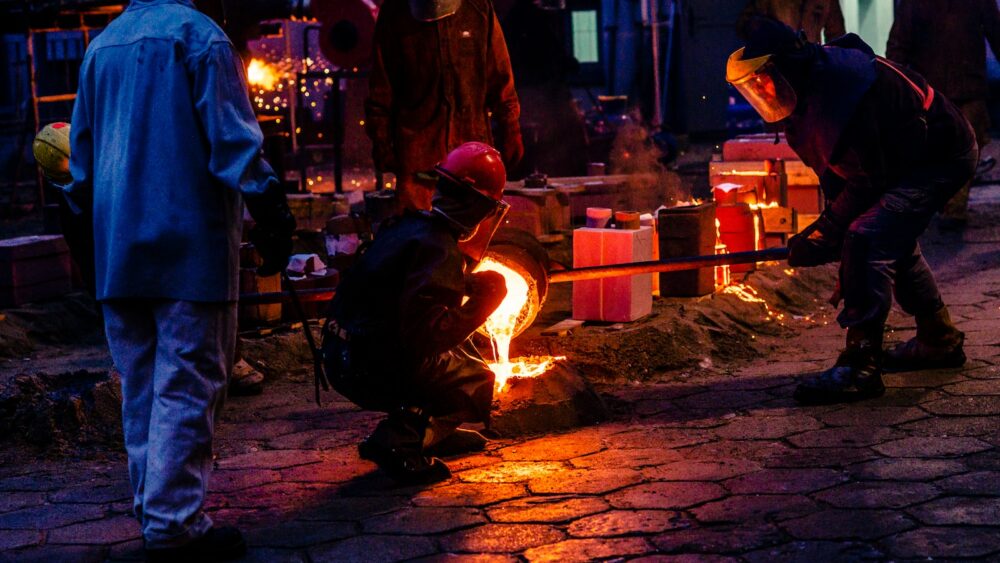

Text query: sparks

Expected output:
[723,283,785,321]
[247,58,280,90]
[474,257,562,392]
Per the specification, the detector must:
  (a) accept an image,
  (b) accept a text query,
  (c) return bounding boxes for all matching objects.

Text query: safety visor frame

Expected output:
[727,48,798,123]
[458,198,510,264]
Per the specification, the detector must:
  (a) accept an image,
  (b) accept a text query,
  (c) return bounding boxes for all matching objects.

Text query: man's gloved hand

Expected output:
[787,212,844,267]
[497,124,524,170]
[466,270,507,306]
[244,182,296,277]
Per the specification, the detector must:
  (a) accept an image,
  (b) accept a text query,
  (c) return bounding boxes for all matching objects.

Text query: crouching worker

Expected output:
[726,18,976,405]
[323,142,509,485]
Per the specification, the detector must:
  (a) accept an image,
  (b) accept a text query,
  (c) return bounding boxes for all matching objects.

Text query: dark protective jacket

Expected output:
[784,38,976,229]
[887,0,1000,104]
[365,0,521,183]
[325,211,500,418]
[738,0,846,43]
[328,212,498,362]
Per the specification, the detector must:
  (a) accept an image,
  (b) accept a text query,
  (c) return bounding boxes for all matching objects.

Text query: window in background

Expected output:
[571,9,599,64]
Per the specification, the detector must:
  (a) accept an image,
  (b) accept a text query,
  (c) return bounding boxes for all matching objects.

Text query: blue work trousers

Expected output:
[103,299,236,548]
[838,148,978,330]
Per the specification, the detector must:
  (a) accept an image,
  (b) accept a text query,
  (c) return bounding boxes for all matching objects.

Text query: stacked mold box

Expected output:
[0,235,73,307]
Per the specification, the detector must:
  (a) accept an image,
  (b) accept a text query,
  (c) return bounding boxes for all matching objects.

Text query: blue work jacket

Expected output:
[67,0,277,302]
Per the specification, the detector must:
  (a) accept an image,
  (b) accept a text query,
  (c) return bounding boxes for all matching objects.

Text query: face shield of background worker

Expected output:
[323,142,509,485]
[62,0,295,559]
[364,0,524,212]
[887,0,1000,229]
[727,17,977,406]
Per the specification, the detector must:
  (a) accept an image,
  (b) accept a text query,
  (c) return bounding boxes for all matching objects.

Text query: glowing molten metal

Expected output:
[474,257,563,392]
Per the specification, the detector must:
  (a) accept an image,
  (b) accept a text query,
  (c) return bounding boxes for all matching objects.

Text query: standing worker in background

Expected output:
[60,0,295,559]
[887,0,1000,229]
[727,18,976,405]
[737,0,845,43]
[365,0,523,211]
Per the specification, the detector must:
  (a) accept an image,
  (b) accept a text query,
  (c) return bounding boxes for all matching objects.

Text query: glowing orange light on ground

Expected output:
[474,257,563,392]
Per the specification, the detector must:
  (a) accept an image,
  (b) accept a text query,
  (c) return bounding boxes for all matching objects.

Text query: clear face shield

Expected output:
[408,0,462,21]
[727,49,798,123]
[457,199,510,264]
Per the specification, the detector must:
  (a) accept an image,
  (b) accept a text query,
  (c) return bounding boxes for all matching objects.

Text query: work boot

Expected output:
[144,526,246,563]
[885,306,966,372]
[358,408,452,485]
[426,428,488,457]
[794,327,885,405]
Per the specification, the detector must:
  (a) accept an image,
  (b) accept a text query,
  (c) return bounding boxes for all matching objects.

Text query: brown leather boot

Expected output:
[358,408,452,485]
[794,325,885,405]
[885,306,965,372]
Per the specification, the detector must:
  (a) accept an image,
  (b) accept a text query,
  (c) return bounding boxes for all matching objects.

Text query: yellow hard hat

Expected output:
[33,122,72,184]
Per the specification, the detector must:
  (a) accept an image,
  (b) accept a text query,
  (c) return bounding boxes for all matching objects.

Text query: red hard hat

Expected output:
[435,142,506,201]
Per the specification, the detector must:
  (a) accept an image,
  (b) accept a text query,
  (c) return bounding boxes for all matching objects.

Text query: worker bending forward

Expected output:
[323,142,508,484]
[727,18,976,404]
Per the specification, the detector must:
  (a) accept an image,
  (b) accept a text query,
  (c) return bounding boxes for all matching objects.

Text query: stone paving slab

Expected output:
[4,214,1000,562]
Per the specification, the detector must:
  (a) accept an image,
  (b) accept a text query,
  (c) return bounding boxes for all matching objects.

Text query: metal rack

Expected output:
[22,4,121,207]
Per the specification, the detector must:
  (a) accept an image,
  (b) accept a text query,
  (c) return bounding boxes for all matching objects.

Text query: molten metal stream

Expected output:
[475,258,563,392]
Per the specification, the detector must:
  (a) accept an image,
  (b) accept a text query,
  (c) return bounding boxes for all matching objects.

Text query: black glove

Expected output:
[465,270,507,309]
[244,182,296,276]
[496,122,525,171]
[787,212,844,267]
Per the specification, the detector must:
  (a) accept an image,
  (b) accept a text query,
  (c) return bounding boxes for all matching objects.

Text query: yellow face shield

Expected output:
[726,48,798,123]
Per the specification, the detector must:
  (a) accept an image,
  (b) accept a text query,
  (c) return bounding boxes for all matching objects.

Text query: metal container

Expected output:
[657,202,716,296]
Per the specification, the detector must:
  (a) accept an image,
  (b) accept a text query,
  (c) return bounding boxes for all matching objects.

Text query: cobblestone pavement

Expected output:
[3,208,1000,562]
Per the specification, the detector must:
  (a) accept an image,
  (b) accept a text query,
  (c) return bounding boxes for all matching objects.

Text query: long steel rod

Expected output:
[548,247,789,283]
[239,247,790,303]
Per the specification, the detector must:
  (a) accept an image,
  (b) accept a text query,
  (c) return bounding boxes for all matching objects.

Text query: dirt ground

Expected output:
[3,152,1000,560]
[0,250,838,459]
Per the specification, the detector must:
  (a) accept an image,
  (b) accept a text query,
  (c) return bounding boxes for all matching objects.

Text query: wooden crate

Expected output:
[239,270,281,325]
[0,235,72,307]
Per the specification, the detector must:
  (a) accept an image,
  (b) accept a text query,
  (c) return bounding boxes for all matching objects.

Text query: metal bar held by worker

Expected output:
[548,247,789,284]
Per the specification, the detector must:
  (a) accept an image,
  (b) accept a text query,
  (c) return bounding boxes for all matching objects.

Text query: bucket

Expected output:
[614,210,641,230]
[585,207,613,228]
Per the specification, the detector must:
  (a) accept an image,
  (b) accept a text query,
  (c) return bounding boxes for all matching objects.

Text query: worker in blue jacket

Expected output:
[726,17,976,405]
[62,0,294,559]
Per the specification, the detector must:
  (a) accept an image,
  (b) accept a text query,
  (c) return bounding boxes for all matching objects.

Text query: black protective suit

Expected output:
[784,35,977,333]
[323,212,499,423]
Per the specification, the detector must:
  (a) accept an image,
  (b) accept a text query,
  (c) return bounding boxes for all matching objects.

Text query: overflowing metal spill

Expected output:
[474,255,562,393]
